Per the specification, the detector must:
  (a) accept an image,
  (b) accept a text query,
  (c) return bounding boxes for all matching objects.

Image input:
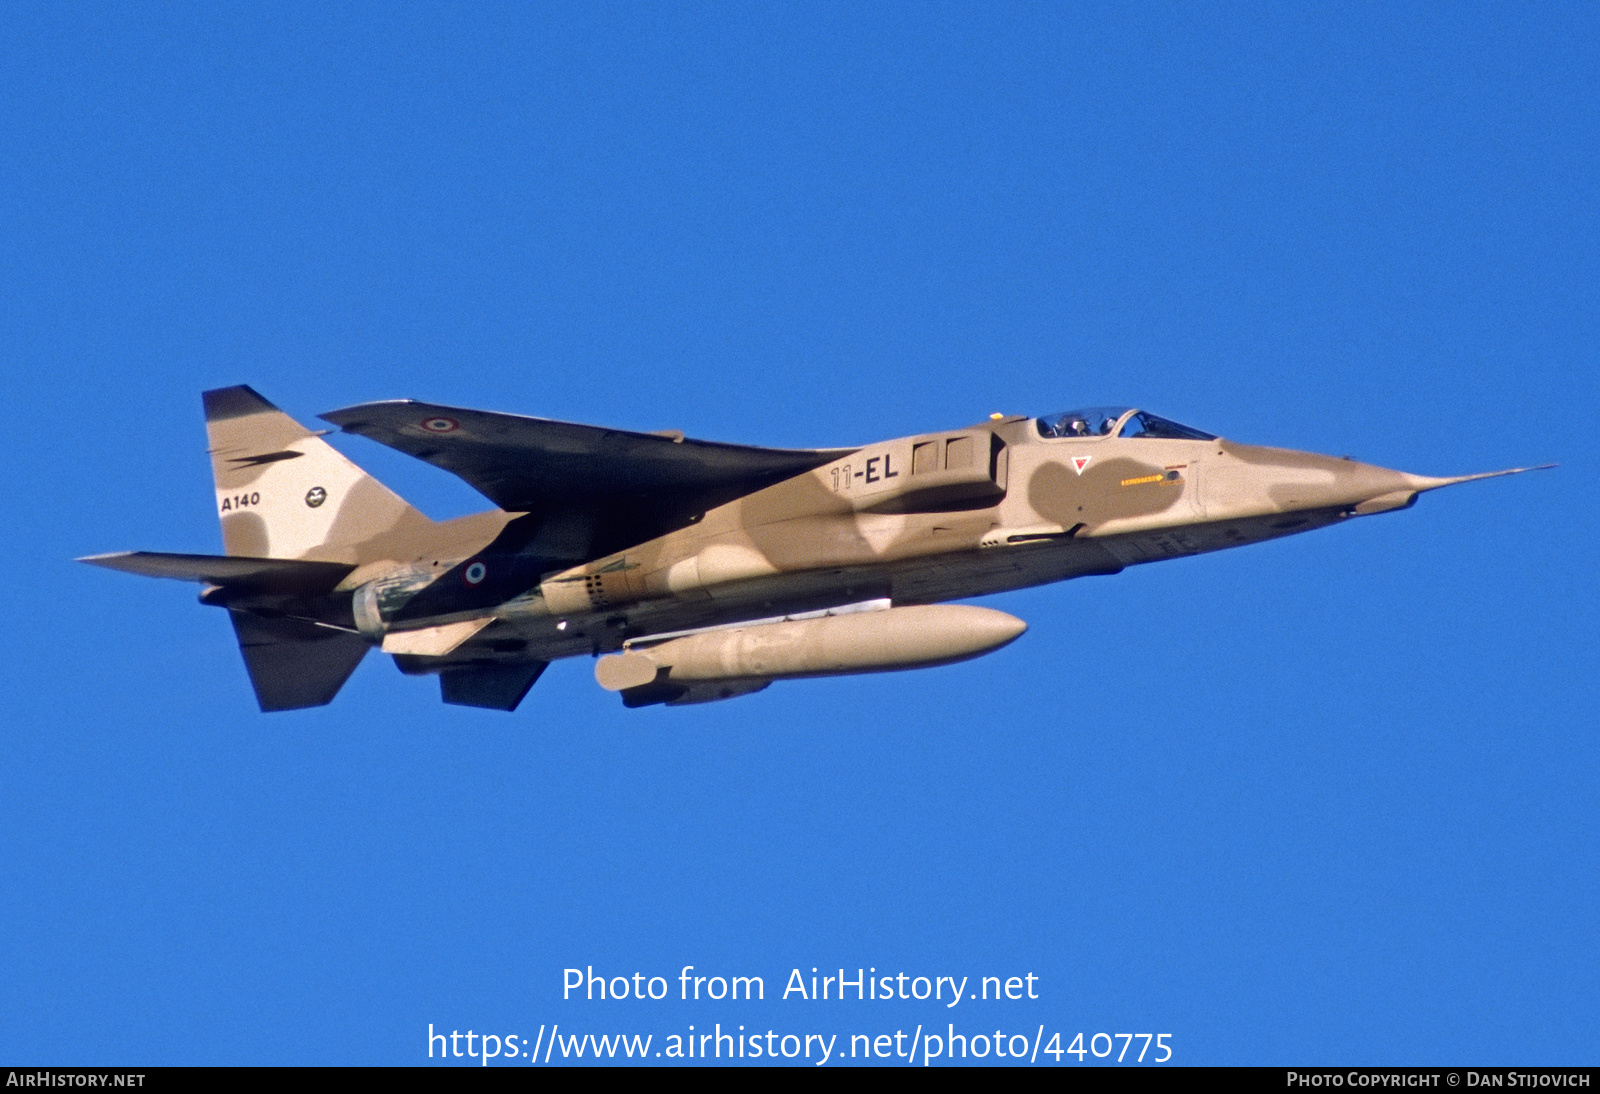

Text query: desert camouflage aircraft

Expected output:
[81,388,1547,711]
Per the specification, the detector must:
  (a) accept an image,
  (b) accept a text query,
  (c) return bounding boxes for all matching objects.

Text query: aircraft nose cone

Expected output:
[1211,442,1551,519]
[1321,460,1422,513]
[1210,443,1424,517]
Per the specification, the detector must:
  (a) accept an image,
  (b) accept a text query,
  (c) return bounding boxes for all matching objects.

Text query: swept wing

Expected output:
[319,399,853,517]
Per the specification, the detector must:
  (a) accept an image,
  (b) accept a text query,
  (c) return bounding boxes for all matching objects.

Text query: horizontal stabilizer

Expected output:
[79,551,356,593]
[439,661,548,711]
[229,610,369,711]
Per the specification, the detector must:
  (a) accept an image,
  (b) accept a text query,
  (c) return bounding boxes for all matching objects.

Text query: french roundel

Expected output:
[421,417,459,433]
[462,561,488,586]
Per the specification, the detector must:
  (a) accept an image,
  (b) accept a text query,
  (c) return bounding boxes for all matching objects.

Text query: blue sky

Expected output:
[2,2,1595,1066]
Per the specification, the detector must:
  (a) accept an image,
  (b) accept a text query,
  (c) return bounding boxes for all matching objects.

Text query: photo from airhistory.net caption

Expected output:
[407,964,1595,1070]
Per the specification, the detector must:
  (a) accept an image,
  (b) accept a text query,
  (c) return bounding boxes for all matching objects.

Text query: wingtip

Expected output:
[317,399,423,427]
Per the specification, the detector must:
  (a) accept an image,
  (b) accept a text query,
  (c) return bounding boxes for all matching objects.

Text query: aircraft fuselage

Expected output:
[84,390,1542,711]
[367,419,1459,665]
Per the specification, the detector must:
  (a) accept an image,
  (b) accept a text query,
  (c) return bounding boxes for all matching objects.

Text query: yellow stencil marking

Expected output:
[1120,474,1165,487]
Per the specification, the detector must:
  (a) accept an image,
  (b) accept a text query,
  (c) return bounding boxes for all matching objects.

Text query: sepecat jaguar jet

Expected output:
[81,388,1548,712]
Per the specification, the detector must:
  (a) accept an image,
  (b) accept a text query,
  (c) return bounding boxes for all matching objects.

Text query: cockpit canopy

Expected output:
[1036,407,1216,441]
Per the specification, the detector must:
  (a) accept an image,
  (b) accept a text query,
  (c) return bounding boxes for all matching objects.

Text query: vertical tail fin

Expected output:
[204,385,431,560]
